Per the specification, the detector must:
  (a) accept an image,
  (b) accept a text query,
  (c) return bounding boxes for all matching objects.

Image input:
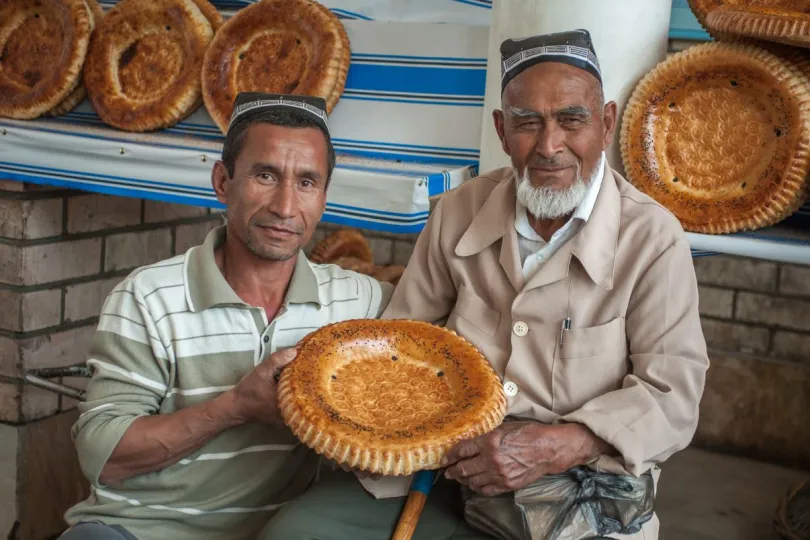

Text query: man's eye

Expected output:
[258,173,272,181]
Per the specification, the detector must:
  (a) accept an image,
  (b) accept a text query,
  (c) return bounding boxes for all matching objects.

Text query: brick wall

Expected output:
[0,180,223,539]
[695,256,810,362]
[2,174,810,535]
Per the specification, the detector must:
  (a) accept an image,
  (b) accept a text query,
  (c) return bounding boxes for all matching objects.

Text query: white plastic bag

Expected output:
[463,467,655,540]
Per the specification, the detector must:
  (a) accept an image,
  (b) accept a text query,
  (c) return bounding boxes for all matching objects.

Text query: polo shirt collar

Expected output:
[184,226,321,312]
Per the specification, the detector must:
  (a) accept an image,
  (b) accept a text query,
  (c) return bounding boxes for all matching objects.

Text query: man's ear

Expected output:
[493,109,511,156]
[212,161,230,206]
[602,101,618,149]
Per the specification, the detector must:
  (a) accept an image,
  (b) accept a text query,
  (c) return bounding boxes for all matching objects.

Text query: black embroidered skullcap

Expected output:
[228,92,330,135]
[500,29,602,93]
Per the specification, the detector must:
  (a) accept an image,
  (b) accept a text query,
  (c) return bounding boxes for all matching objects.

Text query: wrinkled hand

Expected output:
[226,348,297,426]
[441,422,605,497]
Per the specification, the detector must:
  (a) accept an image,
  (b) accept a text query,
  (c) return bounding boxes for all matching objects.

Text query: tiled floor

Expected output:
[656,448,809,540]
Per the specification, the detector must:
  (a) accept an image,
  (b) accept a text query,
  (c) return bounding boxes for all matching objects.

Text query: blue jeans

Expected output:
[59,522,137,540]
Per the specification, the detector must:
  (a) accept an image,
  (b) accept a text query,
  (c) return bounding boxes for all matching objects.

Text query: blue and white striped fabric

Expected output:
[0,3,486,234]
[0,118,474,234]
[51,16,489,167]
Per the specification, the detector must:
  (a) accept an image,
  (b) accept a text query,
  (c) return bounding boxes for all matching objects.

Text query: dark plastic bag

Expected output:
[462,467,655,540]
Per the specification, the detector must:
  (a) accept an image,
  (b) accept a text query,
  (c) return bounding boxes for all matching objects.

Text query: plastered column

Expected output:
[478,0,673,175]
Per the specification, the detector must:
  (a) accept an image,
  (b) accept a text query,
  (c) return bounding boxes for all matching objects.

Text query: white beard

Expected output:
[515,157,602,220]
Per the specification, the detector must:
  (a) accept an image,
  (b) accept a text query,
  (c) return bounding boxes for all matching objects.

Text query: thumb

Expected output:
[270,347,298,370]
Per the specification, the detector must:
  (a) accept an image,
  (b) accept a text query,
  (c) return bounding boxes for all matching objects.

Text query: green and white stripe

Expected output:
[65,226,392,540]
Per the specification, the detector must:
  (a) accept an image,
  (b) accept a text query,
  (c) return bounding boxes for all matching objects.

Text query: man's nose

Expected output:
[266,181,297,219]
[533,123,566,159]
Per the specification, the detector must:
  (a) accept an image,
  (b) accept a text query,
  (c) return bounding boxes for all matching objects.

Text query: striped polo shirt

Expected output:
[65,226,392,540]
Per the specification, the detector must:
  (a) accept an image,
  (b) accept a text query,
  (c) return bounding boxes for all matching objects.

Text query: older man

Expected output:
[59,92,392,540]
[263,30,709,540]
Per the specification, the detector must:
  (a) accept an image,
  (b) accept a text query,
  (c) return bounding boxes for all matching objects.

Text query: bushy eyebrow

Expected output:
[506,105,592,119]
[247,162,323,183]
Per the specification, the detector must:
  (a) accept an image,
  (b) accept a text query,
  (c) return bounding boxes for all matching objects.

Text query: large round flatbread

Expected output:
[202,0,350,134]
[707,5,810,48]
[279,319,507,476]
[688,0,810,36]
[48,0,105,117]
[309,229,373,264]
[620,42,810,234]
[0,0,92,119]
[83,0,215,132]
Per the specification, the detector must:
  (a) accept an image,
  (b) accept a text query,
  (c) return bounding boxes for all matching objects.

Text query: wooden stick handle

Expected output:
[391,470,436,540]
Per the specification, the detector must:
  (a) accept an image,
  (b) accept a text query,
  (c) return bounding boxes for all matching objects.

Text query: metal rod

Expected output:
[22,374,86,401]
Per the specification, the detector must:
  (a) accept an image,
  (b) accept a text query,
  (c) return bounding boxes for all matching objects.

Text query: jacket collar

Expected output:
[454,165,621,291]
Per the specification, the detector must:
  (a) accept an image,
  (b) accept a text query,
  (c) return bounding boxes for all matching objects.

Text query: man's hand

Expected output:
[222,348,298,426]
[441,422,613,496]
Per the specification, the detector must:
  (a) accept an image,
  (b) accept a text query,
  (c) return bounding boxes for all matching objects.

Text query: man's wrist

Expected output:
[545,422,614,471]
[209,390,247,429]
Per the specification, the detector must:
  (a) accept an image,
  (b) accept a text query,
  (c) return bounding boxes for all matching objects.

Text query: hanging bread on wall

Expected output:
[0,0,93,119]
[309,229,373,264]
[47,0,105,117]
[620,41,810,234]
[83,0,218,132]
[687,0,810,38]
[706,4,810,48]
[278,319,507,476]
[201,0,350,134]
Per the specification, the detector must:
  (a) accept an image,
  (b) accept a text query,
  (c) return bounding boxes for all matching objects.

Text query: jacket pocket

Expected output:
[450,283,501,337]
[553,317,628,414]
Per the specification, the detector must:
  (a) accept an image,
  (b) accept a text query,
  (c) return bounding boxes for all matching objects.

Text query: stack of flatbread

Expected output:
[83,0,222,132]
[2,0,350,133]
[0,0,102,119]
[202,0,351,134]
[309,229,407,287]
[620,0,810,234]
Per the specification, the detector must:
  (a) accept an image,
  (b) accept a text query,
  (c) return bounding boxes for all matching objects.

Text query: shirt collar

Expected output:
[184,225,322,312]
[514,152,606,241]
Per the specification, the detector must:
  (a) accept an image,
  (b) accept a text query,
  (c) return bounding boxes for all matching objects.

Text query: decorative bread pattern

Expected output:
[688,0,810,37]
[48,0,105,117]
[308,0,350,112]
[310,229,373,264]
[83,0,214,132]
[707,5,810,48]
[620,41,810,234]
[0,0,92,119]
[278,319,507,476]
[201,0,350,133]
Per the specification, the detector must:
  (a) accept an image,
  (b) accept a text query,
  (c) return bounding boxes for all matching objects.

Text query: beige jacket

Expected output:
[363,166,709,538]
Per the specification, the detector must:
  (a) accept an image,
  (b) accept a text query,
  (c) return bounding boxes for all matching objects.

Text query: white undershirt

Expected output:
[514,153,606,279]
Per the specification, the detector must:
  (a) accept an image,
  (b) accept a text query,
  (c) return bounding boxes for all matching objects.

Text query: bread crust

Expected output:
[707,4,810,48]
[278,319,507,476]
[201,0,350,133]
[0,0,92,119]
[310,229,374,264]
[48,0,104,117]
[620,41,810,234]
[83,0,214,131]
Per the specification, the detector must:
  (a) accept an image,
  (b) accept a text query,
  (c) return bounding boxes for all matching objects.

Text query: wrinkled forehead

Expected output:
[502,62,602,115]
